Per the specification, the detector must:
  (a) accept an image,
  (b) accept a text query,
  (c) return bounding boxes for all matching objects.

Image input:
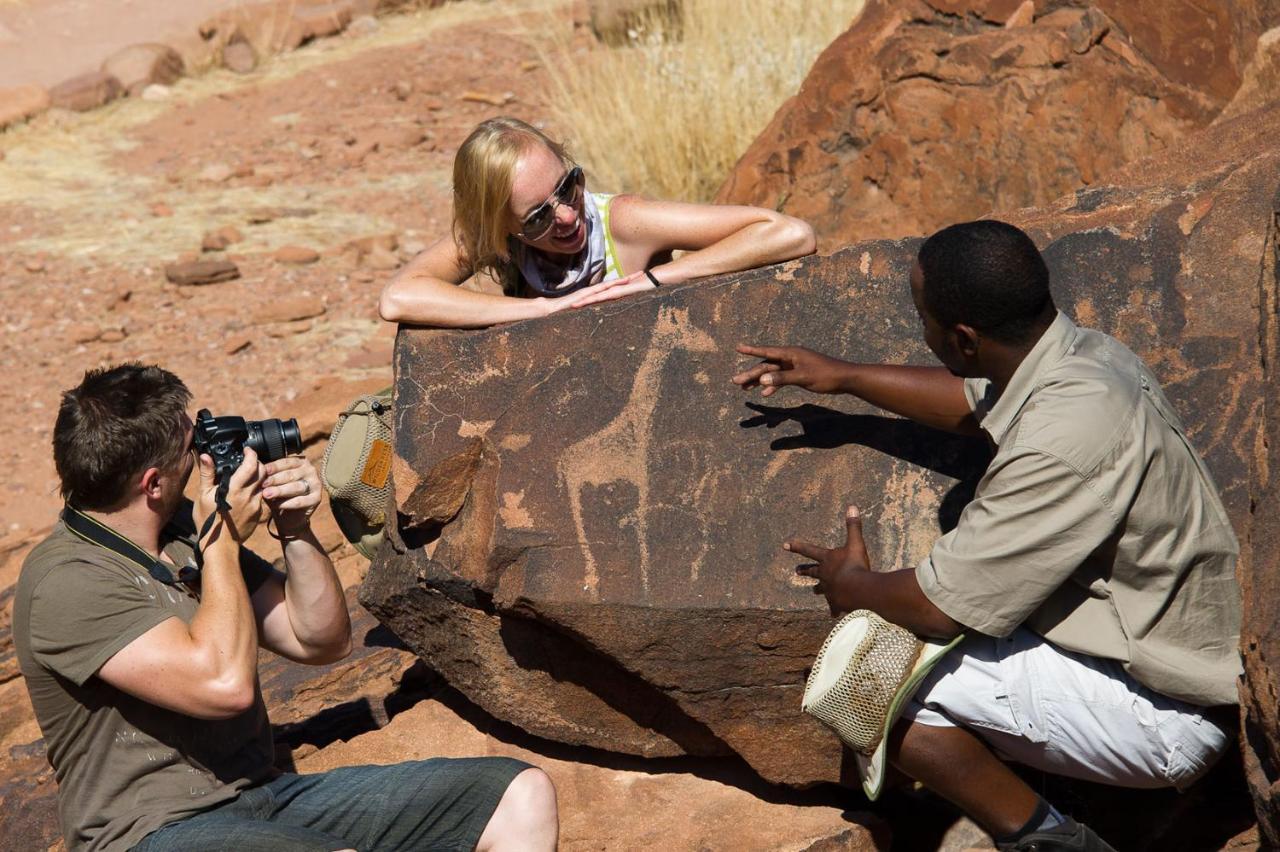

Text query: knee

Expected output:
[508,767,558,823]
[487,767,558,849]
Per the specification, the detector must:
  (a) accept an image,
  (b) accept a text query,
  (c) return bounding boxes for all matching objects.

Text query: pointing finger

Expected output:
[783,539,827,561]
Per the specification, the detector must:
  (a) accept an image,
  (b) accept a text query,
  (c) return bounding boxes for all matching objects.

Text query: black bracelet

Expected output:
[644,269,661,288]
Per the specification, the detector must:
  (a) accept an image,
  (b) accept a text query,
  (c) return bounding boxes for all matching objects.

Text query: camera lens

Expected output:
[246,417,303,462]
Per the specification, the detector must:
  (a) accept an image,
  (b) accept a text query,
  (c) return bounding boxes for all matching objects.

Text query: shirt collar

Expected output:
[980,311,1077,444]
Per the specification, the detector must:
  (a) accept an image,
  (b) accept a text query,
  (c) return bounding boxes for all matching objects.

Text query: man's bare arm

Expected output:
[733,344,981,436]
[97,452,267,719]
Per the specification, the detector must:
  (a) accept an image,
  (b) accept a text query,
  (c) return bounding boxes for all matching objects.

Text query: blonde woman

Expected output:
[378,117,816,327]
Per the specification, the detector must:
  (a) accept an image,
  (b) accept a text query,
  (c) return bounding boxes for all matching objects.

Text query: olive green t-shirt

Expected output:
[13,514,276,851]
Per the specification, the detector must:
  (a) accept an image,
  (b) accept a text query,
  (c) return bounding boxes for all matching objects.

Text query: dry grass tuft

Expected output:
[528,0,865,202]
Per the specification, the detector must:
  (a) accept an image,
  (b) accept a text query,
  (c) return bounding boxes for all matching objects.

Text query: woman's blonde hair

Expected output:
[452,117,574,289]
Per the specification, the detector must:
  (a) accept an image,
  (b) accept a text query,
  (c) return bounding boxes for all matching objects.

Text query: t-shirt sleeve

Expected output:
[26,562,176,687]
[916,447,1118,636]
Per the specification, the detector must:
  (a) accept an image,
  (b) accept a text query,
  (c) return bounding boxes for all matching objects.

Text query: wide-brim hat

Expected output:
[801,609,962,800]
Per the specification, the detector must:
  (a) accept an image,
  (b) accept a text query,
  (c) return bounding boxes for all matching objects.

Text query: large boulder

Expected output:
[363,102,1279,795]
[715,0,1234,248]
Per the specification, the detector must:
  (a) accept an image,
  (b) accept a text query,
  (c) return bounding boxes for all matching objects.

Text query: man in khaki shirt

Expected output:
[734,220,1241,852]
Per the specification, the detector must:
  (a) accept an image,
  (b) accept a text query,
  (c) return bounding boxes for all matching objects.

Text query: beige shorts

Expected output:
[902,628,1232,790]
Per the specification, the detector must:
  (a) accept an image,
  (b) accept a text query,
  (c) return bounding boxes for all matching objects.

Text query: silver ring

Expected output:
[301,480,310,495]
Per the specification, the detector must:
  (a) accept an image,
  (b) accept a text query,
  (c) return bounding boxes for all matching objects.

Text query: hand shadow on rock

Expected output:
[740,401,991,533]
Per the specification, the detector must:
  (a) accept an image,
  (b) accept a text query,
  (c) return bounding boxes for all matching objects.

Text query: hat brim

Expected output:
[856,633,963,801]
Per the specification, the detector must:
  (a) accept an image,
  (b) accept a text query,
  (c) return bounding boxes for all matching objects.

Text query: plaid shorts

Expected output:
[132,757,530,851]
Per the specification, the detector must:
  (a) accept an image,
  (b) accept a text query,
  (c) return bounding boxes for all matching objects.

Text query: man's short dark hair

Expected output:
[917,220,1054,345]
[53,364,192,511]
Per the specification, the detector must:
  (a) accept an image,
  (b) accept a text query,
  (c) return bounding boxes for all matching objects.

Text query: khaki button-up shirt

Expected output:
[916,312,1242,706]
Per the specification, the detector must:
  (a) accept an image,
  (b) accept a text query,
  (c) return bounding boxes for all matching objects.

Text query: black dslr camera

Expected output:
[193,409,302,484]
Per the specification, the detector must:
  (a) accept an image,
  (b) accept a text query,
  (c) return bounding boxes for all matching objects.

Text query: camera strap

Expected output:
[62,505,201,591]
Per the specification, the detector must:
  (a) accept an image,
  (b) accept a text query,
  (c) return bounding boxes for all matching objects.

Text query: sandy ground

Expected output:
[0,0,568,543]
[0,0,244,88]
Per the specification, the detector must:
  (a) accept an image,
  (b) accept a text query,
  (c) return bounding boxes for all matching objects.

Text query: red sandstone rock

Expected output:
[364,103,1279,793]
[0,85,50,130]
[716,1,1218,248]
[299,698,886,851]
[202,225,244,252]
[222,37,258,74]
[1218,26,1280,123]
[48,71,123,112]
[100,43,184,96]
[164,259,240,285]
[273,245,321,265]
[255,294,326,325]
[283,1,355,50]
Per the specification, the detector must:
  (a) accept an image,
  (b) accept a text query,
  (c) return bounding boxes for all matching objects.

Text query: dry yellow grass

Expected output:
[529,0,866,202]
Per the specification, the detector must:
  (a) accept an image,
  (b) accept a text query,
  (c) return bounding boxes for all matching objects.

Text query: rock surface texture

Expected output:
[364,98,1279,809]
[714,0,1268,248]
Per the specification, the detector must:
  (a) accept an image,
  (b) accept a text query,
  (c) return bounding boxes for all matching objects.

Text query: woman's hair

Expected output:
[452,117,574,289]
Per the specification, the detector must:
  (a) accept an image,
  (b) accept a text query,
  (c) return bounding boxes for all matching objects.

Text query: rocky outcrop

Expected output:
[716,0,1234,248]
[299,696,887,851]
[364,103,1278,794]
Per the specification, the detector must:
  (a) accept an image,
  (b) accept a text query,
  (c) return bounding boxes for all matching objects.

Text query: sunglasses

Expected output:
[518,166,585,241]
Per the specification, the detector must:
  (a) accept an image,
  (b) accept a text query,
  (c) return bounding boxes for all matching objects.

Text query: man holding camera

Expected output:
[14,363,558,851]
[734,221,1241,852]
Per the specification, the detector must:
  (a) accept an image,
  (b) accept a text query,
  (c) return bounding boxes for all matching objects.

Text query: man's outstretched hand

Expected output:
[733,344,851,397]
[786,505,871,616]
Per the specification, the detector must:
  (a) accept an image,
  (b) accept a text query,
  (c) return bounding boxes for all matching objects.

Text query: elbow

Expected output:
[197,674,258,720]
[378,288,405,324]
[307,633,354,665]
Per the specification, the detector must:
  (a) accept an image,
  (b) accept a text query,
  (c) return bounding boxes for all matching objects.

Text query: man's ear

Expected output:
[952,323,981,358]
[139,467,164,500]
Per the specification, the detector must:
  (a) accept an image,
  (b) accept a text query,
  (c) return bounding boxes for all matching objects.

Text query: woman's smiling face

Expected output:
[508,143,587,256]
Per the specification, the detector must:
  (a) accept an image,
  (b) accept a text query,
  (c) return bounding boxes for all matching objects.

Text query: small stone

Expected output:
[99,327,128,343]
[232,163,255,178]
[274,245,321,265]
[164,259,240,285]
[365,246,402,271]
[266,318,314,337]
[348,14,379,37]
[23,257,45,273]
[49,71,123,112]
[151,201,173,217]
[141,84,171,101]
[199,163,233,182]
[255,295,326,324]
[422,97,444,111]
[352,269,375,283]
[225,334,253,354]
[521,60,540,72]
[393,80,413,101]
[222,39,257,74]
[0,84,51,130]
[247,209,276,224]
[299,146,321,160]
[399,238,428,258]
[202,226,243,252]
[459,90,509,107]
[101,43,184,96]
[66,322,101,344]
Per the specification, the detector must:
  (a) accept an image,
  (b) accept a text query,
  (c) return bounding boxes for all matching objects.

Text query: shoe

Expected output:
[996,817,1119,852]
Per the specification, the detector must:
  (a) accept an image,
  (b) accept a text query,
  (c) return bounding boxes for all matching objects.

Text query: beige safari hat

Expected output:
[802,609,962,800]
